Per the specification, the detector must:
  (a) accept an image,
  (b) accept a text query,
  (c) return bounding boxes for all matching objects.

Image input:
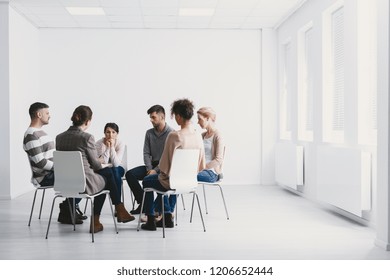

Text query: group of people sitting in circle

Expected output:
[23,98,224,233]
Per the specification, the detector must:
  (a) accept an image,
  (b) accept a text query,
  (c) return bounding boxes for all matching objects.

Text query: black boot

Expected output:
[156,213,174,228]
[57,201,83,225]
[75,204,88,220]
[141,215,156,231]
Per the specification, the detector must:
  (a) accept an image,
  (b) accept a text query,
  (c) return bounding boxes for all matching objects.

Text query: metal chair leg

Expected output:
[28,188,39,226]
[38,189,46,219]
[90,198,94,243]
[45,195,61,239]
[181,194,186,210]
[190,193,195,223]
[195,193,206,232]
[202,184,208,214]
[137,192,146,231]
[108,194,118,234]
[162,194,165,238]
[218,185,230,220]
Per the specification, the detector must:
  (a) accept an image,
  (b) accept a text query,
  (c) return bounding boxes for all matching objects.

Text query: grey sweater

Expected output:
[143,123,174,172]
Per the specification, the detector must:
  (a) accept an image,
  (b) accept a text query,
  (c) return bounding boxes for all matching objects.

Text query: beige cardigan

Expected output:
[158,130,206,190]
[202,129,224,174]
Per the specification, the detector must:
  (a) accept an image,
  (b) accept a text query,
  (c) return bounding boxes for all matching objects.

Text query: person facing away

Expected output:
[96,122,126,201]
[141,98,206,231]
[125,104,174,214]
[23,102,55,187]
[196,107,225,183]
[55,105,135,233]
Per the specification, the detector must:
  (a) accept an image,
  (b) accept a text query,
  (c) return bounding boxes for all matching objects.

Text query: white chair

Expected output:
[45,151,118,242]
[27,157,53,226]
[197,147,229,220]
[137,149,206,238]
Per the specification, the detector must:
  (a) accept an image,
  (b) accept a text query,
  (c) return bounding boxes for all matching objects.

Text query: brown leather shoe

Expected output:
[115,203,135,223]
[89,214,103,233]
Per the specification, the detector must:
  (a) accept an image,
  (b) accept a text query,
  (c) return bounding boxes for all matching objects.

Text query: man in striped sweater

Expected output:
[23,102,86,224]
[23,102,55,187]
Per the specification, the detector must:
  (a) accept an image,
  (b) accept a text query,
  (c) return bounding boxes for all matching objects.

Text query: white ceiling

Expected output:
[9,0,307,29]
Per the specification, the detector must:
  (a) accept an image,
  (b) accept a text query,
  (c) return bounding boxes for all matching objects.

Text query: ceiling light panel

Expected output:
[60,0,101,7]
[66,7,105,15]
[100,0,140,7]
[217,0,260,9]
[179,0,218,8]
[179,8,215,17]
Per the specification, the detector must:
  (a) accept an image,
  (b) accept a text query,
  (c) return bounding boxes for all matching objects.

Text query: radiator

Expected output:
[275,142,304,190]
[316,146,371,217]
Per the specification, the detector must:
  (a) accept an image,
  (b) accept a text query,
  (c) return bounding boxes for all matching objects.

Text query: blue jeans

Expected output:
[197,169,219,183]
[112,166,125,200]
[142,174,176,215]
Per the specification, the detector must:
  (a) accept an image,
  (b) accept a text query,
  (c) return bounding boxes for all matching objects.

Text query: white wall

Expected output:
[0,2,11,199]
[8,7,40,198]
[276,0,377,222]
[29,28,262,187]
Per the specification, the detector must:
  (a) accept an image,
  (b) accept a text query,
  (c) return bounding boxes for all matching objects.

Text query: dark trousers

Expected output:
[93,167,122,215]
[125,165,149,204]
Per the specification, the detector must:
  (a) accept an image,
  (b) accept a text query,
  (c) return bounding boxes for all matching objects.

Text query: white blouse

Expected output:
[95,138,125,167]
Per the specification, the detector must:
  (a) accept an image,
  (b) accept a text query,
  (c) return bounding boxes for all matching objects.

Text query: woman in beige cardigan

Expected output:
[197,107,224,183]
[141,98,205,231]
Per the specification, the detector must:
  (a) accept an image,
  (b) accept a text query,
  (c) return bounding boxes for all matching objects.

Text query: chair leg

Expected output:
[45,195,60,239]
[181,194,186,210]
[130,192,135,211]
[38,189,46,219]
[162,194,165,238]
[202,184,208,214]
[190,193,195,223]
[121,181,125,203]
[175,197,178,226]
[107,194,118,234]
[218,185,230,220]
[83,199,88,214]
[72,198,76,231]
[28,188,39,226]
[137,192,146,231]
[90,198,94,243]
[195,193,206,232]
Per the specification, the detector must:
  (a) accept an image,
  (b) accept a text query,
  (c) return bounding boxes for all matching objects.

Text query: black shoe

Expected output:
[130,204,143,215]
[141,215,156,231]
[156,213,174,228]
[76,205,88,220]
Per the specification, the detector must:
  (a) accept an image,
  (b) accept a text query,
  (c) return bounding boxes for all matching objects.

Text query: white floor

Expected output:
[0,184,390,260]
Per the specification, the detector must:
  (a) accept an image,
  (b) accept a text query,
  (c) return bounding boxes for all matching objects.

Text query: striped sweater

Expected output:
[23,127,55,183]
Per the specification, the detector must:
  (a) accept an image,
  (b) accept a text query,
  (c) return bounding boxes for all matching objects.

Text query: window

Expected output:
[280,39,293,140]
[323,1,345,143]
[298,22,314,141]
[357,0,377,145]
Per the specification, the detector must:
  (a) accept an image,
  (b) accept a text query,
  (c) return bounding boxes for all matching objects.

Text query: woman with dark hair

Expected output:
[96,122,125,200]
[56,105,135,233]
[141,98,206,231]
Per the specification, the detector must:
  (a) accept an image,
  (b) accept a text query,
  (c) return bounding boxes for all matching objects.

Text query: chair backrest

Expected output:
[53,151,86,196]
[169,149,200,193]
[121,145,128,172]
